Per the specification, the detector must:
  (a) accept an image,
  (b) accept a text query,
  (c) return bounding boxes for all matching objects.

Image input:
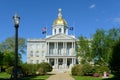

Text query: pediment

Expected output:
[46,34,75,40]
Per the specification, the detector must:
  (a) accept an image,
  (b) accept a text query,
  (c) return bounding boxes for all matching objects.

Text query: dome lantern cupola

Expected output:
[52,8,68,35]
[53,8,67,26]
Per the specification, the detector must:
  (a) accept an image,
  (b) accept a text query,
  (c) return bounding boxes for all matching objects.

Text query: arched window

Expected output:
[64,29,66,34]
[54,29,56,34]
[59,28,61,33]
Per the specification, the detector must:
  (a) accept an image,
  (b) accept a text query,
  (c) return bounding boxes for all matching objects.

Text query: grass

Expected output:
[0,72,50,80]
[72,74,117,80]
[0,72,11,79]
[21,75,50,80]
[73,76,103,80]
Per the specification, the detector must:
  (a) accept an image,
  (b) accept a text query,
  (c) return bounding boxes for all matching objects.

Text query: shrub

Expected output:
[71,64,84,76]
[21,62,52,76]
[21,64,37,76]
[6,66,13,74]
[82,64,94,76]
[37,67,45,75]
[93,66,110,76]
[38,62,52,73]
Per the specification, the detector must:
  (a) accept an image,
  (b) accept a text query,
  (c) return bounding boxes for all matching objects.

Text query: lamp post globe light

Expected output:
[13,13,20,80]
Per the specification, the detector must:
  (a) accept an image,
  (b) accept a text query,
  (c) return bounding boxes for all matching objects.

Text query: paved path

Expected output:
[46,71,74,80]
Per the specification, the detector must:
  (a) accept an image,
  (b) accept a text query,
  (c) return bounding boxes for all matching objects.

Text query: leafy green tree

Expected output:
[77,36,93,64]
[109,38,120,77]
[0,37,26,67]
[92,28,120,66]
[77,28,120,66]
[106,28,120,60]
[92,29,106,65]
[0,51,3,72]
[2,51,14,67]
[0,37,26,54]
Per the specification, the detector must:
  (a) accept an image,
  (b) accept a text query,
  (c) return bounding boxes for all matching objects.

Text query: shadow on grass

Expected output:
[102,77,120,80]
[0,78,10,80]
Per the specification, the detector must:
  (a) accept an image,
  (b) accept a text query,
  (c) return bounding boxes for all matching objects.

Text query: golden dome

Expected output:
[53,8,67,26]
[54,17,67,26]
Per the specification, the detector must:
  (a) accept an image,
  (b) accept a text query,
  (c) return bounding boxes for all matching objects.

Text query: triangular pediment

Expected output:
[46,34,76,40]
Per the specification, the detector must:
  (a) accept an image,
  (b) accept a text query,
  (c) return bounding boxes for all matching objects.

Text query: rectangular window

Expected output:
[30,60,33,64]
[30,51,33,57]
[36,51,39,57]
[37,44,40,49]
[42,44,45,48]
[36,60,39,64]
[66,49,69,55]
[42,60,45,62]
[42,51,44,57]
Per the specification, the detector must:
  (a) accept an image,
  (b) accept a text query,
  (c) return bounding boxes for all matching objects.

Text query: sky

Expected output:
[0,0,120,62]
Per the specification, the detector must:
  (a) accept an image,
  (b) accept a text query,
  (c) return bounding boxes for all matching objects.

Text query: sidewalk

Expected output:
[46,71,74,80]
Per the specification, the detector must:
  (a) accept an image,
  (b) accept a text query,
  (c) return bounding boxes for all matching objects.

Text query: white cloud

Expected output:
[113,18,120,23]
[89,4,96,8]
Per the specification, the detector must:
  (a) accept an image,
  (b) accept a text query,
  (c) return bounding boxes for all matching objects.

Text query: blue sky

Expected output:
[0,0,120,62]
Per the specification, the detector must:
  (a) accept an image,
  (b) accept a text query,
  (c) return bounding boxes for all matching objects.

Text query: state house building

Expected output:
[27,8,78,71]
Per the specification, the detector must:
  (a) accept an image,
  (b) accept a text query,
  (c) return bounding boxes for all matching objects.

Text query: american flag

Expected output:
[42,27,46,34]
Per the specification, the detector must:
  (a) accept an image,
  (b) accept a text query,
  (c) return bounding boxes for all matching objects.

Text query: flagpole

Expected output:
[73,22,75,37]
[46,24,47,38]
[73,21,75,38]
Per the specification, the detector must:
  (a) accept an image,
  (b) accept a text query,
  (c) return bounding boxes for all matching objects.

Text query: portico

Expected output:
[46,57,76,70]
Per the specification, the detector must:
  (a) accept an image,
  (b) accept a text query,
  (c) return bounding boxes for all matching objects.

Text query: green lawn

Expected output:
[0,72,50,80]
[73,76,103,80]
[0,72,11,79]
[72,74,116,80]
[21,75,50,80]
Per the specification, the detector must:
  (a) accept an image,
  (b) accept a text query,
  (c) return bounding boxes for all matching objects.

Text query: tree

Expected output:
[109,38,120,77]
[3,51,14,67]
[0,37,26,54]
[92,28,120,66]
[92,29,106,65]
[77,36,93,64]
[0,51,3,72]
[0,37,26,67]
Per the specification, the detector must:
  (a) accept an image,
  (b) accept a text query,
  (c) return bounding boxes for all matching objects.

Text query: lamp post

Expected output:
[13,13,20,80]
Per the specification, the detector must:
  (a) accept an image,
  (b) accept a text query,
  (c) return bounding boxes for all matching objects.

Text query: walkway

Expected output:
[47,71,75,80]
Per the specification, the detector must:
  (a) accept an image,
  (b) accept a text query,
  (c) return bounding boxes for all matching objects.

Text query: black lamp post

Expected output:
[13,13,20,80]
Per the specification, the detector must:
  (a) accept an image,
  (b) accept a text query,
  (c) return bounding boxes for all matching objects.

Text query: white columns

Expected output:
[47,58,49,63]
[65,58,67,69]
[63,42,64,54]
[74,42,75,55]
[54,42,57,55]
[57,58,58,69]
[72,42,73,49]
[74,58,76,64]
[72,42,74,55]
[47,42,49,55]
[57,42,58,55]
[72,58,73,65]
[64,42,67,56]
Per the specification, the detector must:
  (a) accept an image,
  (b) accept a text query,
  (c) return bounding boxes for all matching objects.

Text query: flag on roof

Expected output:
[42,27,46,34]
[69,27,74,31]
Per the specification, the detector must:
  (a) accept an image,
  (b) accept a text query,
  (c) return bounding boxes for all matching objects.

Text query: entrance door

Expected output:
[49,58,54,66]
[58,58,63,69]
[67,58,72,68]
